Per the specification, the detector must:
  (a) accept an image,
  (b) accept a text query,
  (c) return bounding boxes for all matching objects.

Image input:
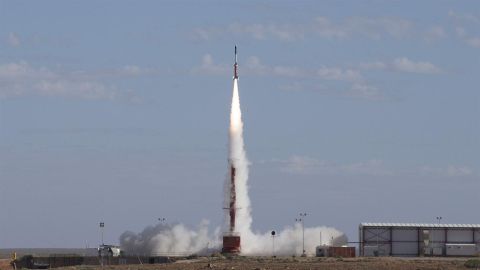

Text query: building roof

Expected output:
[360,222,480,228]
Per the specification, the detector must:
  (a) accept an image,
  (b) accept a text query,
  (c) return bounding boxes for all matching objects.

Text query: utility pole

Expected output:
[99,222,105,245]
[271,230,276,258]
[435,216,442,255]
[296,212,307,257]
[99,221,105,268]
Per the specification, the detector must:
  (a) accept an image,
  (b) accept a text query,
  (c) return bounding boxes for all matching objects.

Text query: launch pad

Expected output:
[222,235,241,254]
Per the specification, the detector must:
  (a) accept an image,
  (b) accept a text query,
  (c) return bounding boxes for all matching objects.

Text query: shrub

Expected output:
[464,259,480,268]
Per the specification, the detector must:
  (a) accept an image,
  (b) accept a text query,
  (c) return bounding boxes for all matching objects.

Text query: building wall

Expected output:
[392,229,418,256]
[360,225,480,257]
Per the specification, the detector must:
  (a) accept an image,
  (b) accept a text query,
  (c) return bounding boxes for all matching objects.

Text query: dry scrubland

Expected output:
[44,256,480,270]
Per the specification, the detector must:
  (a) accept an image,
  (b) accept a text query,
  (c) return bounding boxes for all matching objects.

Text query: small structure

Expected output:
[316,246,355,257]
[222,234,241,254]
[445,244,477,256]
[98,245,122,257]
[359,223,480,257]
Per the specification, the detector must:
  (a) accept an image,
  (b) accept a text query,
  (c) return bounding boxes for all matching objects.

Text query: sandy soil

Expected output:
[0,259,12,270]
[52,256,476,270]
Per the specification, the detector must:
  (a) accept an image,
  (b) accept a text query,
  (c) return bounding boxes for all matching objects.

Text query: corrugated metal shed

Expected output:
[359,223,480,257]
[361,223,480,228]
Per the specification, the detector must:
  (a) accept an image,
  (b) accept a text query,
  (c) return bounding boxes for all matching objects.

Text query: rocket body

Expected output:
[233,45,238,79]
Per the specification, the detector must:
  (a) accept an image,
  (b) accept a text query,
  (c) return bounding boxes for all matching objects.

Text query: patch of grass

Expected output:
[464,259,480,268]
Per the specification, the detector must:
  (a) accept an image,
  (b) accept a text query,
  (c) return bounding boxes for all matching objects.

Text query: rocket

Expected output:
[233,45,238,79]
[229,45,238,233]
[222,45,242,254]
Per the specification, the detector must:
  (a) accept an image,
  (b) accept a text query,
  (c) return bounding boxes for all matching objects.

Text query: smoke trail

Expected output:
[226,78,252,235]
[226,78,347,255]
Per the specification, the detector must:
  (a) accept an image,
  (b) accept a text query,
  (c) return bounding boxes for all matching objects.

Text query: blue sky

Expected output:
[0,0,479,248]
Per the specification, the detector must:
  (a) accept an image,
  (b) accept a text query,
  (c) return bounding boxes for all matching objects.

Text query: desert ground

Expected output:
[37,256,480,270]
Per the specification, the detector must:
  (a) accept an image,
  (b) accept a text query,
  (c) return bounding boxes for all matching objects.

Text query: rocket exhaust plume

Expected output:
[222,45,244,253]
[119,46,347,256]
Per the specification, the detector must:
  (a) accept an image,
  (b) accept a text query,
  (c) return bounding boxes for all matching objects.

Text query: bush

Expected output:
[464,259,480,268]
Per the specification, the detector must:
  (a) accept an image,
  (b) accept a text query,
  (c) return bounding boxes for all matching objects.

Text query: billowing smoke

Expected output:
[120,220,221,256]
[119,77,347,256]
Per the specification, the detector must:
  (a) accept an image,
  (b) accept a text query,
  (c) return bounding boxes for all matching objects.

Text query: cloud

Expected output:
[317,66,363,82]
[337,16,413,39]
[359,58,442,74]
[33,80,117,100]
[392,57,442,74]
[455,27,467,38]
[424,26,447,41]
[193,16,415,42]
[466,37,480,48]
[194,54,394,101]
[448,11,480,48]
[191,54,229,76]
[228,22,304,41]
[419,165,474,177]
[278,155,393,176]
[448,11,480,24]
[195,54,364,82]
[7,32,20,47]
[0,61,138,102]
[345,83,386,101]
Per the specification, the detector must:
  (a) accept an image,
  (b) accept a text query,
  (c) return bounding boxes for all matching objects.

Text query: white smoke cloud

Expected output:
[120,220,221,256]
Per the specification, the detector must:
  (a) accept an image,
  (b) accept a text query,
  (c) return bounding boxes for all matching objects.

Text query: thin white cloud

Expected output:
[419,165,474,177]
[193,16,416,42]
[0,61,139,102]
[466,37,480,48]
[7,32,20,47]
[358,61,387,70]
[191,54,229,76]
[424,26,447,41]
[194,54,364,82]
[228,22,304,41]
[455,27,467,38]
[281,155,393,176]
[392,57,442,74]
[359,58,442,74]
[448,11,480,48]
[317,66,363,82]
[34,80,117,100]
[448,11,480,24]
[346,83,386,101]
[193,54,393,101]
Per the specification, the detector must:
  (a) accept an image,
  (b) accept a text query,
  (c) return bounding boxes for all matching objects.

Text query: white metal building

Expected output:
[359,223,480,257]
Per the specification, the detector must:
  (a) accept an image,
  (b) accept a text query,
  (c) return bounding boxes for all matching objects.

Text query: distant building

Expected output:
[359,223,480,257]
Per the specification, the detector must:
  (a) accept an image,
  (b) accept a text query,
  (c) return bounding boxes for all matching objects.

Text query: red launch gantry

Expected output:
[222,165,241,254]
